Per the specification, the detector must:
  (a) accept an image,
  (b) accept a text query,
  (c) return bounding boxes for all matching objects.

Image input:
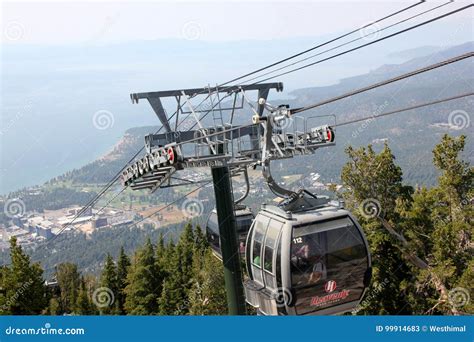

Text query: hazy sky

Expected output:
[3,0,472,45]
[1,0,472,194]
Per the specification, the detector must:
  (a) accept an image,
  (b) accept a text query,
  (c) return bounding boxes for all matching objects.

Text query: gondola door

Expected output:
[289,215,370,315]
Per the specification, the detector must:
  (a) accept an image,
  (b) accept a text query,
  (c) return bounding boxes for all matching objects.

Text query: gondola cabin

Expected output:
[206,207,254,259]
[244,201,371,315]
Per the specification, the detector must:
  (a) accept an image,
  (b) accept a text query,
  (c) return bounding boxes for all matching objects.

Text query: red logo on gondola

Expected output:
[324,280,337,293]
[310,289,350,306]
[167,147,175,164]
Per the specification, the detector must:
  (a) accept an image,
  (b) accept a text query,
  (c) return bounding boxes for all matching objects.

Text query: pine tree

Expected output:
[124,238,161,314]
[99,254,118,314]
[189,249,227,315]
[75,277,95,315]
[193,225,208,253]
[342,136,473,315]
[341,143,415,314]
[158,243,187,314]
[179,223,195,288]
[397,135,473,314]
[0,237,48,314]
[116,247,130,314]
[158,279,178,314]
[155,234,166,272]
[56,263,81,314]
[157,224,199,315]
[47,297,61,315]
[161,240,175,275]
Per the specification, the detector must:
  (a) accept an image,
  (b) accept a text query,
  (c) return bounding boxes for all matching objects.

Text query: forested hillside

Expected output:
[1,134,471,316]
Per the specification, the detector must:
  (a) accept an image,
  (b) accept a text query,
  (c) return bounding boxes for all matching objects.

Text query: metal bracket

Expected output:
[234,167,250,205]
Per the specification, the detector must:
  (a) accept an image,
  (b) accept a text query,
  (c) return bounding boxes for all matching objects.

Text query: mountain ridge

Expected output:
[3,43,473,194]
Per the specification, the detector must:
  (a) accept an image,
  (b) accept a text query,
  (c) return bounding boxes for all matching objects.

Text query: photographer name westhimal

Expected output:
[429,325,466,333]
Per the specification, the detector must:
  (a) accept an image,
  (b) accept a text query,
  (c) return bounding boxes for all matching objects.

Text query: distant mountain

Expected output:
[52,43,473,188]
[2,14,472,194]
[387,45,444,60]
[290,42,474,101]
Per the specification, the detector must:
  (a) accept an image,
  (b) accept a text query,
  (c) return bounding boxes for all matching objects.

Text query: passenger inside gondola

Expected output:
[239,241,245,254]
[291,236,327,286]
[309,254,327,283]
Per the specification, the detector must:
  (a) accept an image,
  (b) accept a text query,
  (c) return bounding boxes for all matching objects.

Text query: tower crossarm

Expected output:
[122,117,335,192]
